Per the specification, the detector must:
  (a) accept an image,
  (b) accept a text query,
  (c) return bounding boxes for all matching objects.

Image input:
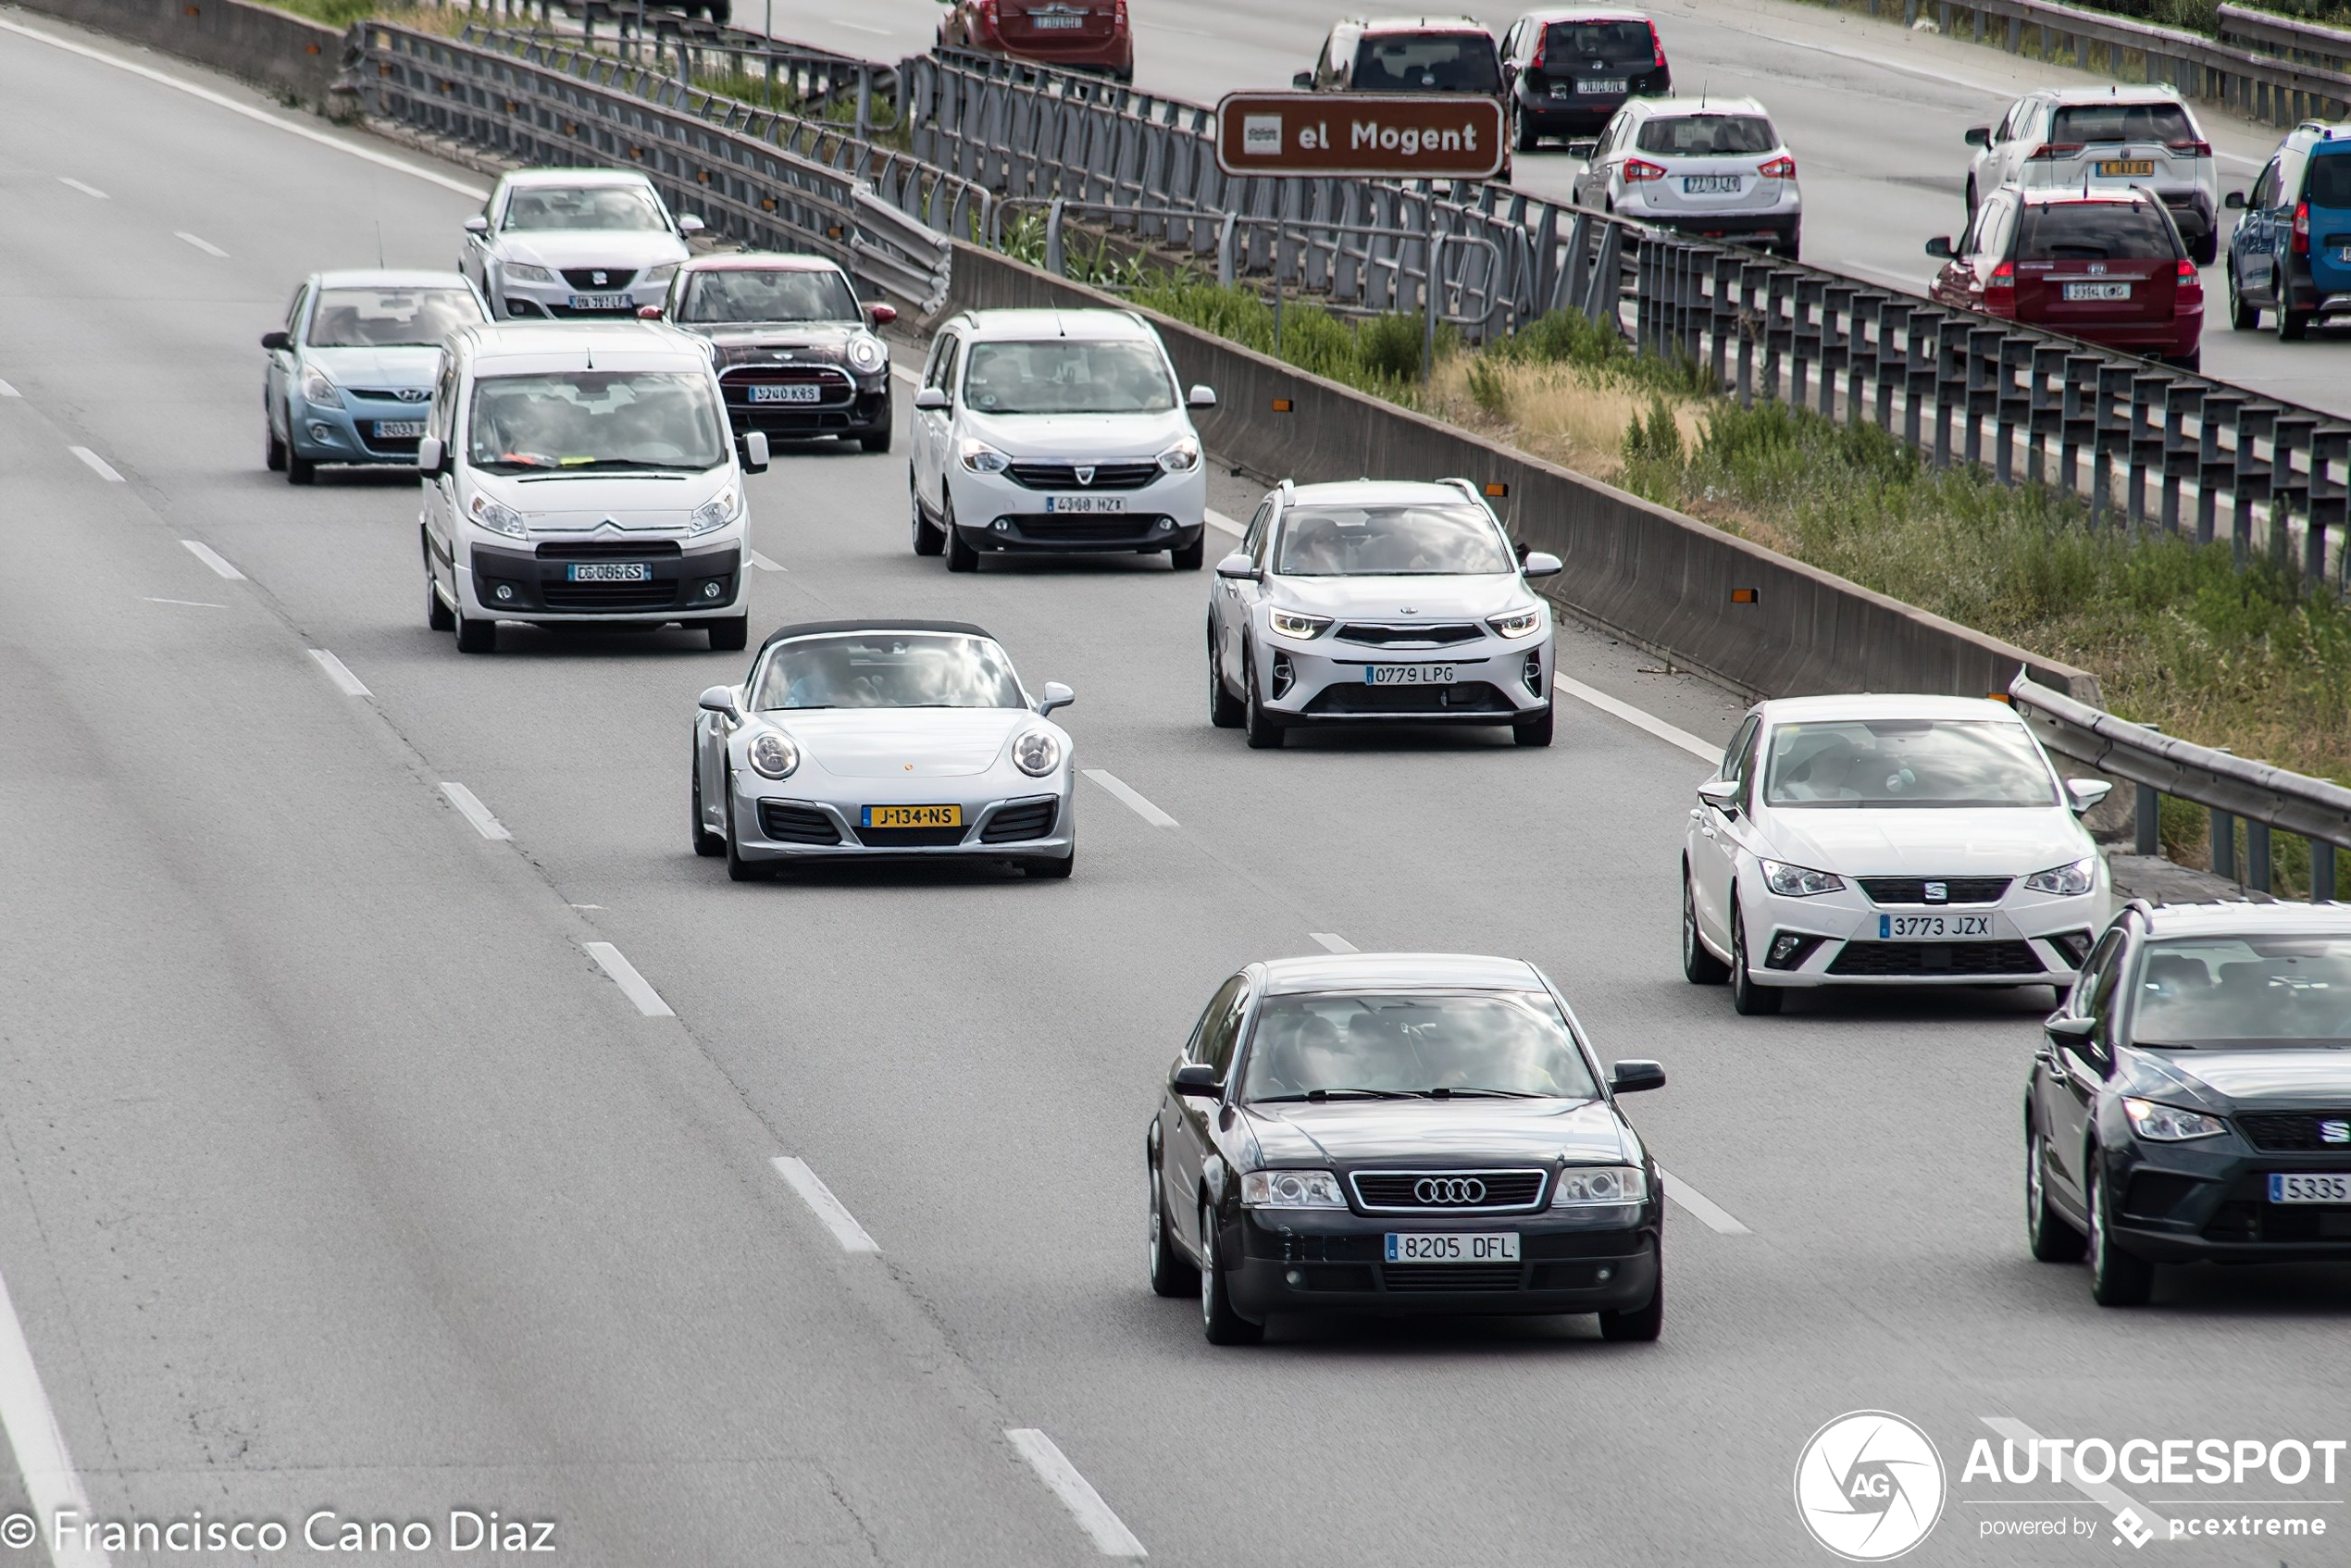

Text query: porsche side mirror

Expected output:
[1924,235,1955,259]
[637,305,665,320]
[678,214,706,235]
[1609,1059,1666,1094]
[1696,778,1741,817]
[416,435,445,477]
[913,387,950,411]
[1214,552,1259,580]
[2067,778,2114,815]
[740,430,770,474]
[260,330,292,352]
[1186,383,1217,409]
[1291,70,1314,90]
[1037,680,1075,716]
[866,302,899,326]
[1172,1063,1222,1097]
[2224,190,2246,209]
[463,215,491,235]
[1522,550,1562,579]
[1963,125,1991,148]
[697,685,740,717]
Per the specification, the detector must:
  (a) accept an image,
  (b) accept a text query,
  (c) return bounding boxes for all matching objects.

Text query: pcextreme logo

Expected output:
[1794,1411,1948,1562]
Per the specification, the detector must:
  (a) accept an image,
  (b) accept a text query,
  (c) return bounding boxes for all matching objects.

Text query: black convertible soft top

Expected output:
[758,619,991,652]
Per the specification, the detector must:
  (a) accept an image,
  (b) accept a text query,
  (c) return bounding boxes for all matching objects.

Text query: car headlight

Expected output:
[468,494,529,538]
[747,730,799,780]
[1156,437,1200,473]
[503,261,555,284]
[1551,1165,1648,1206]
[299,364,342,408]
[690,489,741,535]
[1267,607,1332,640]
[2024,857,2096,897]
[958,439,1010,474]
[1012,728,1063,777]
[2122,1098,2226,1142]
[1486,607,1545,640]
[846,335,885,372]
[640,262,678,285]
[1240,1170,1348,1209]
[1761,859,1846,897]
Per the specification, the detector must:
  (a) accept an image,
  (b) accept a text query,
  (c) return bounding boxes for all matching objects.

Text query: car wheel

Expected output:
[911,467,944,556]
[1778,222,1800,263]
[1023,851,1075,879]
[2170,348,2201,374]
[1597,1260,1661,1341]
[2280,300,2311,342]
[1728,897,1782,1015]
[1169,536,1204,571]
[1511,704,1554,747]
[1198,1201,1262,1345]
[1242,648,1284,750]
[1964,177,1977,221]
[2026,1119,2085,1262]
[943,495,979,573]
[1512,104,1536,153]
[2228,264,2258,331]
[2190,229,2218,268]
[1682,865,1730,985]
[266,421,288,473]
[2086,1160,2154,1306]
[1147,1139,1197,1298]
[707,614,749,653]
[1208,628,1244,728]
[426,573,454,632]
[724,785,771,883]
[454,601,496,654]
[287,446,317,486]
[691,746,725,858]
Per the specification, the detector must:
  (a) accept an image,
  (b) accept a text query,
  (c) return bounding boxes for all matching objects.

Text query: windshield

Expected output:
[501,185,669,232]
[2134,937,2351,1046]
[679,268,860,325]
[2307,153,2351,209]
[2048,101,2197,144]
[1636,115,1776,156]
[1274,503,1514,576]
[1546,19,1651,61]
[466,371,728,473]
[2018,203,2178,261]
[1351,32,1500,93]
[306,287,482,348]
[961,340,1176,415]
[1241,991,1598,1101]
[1762,719,2059,808]
[753,633,1026,710]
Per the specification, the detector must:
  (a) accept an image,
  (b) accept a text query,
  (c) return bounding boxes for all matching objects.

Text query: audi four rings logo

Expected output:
[1414,1176,1486,1204]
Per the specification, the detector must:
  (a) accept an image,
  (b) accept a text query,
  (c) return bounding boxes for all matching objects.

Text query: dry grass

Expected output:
[1423,355,1706,481]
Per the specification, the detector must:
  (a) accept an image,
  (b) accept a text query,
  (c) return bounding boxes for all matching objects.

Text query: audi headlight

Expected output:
[1156,437,1200,474]
[958,439,1010,474]
[1012,729,1063,778]
[2122,1098,2226,1142]
[640,262,679,285]
[747,730,799,780]
[846,335,886,373]
[468,494,528,539]
[2024,857,2096,897]
[1551,1165,1648,1207]
[690,489,741,536]
[299,364,342,408]
[1267,607,1331,640]
[1240,1170,1348,1210]
[1761,859,1846,898]
[503,261,554,284]
[1486,606,1545,640]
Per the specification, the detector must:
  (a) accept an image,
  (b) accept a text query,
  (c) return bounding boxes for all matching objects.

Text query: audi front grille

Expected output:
[1349,1169,1549,1213]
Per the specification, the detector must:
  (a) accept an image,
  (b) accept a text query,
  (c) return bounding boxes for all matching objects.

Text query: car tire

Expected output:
[1242,648,1284,750]
[1024,851,1075,879]
[2228,264,2258,331]
[426,574,454,633]
[2191,229,2218,268]
[454,601,496,654]
[1682,865,1730,985]
[287,447,317,486]
[2026,1119,2085,1262]
[1512,104,1536,153]
[1728,897,1782,1015]
[944,496,979,573]
[1778,222,1800,263]
[859,426,892,454]
[707,614,749,653]
[1209,628,1244,728]
[1511,704,1554,747]
[2086,1161,2154,1306]
[1964,176,1977,221]
[724,787,771,883]
[1198,1201,1263,1345]
[911,468,945,556]
[2280,301,2311,342]
[691,746,726,858]
[1597,1261,1661,1342]
[2170,348,2201,374]
[1147,1139,1198,1297]
[267,422,288,473]
[1169,536,1204,571]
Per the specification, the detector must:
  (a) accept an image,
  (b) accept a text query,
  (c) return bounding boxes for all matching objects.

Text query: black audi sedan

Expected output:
[652,254,896,453]
[1145,953,1667,1344]
[2026,902,2351,1305]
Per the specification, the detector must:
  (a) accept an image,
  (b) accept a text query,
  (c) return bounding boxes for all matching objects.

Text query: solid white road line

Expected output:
[68,446,122,482]
[56,176,106,199]
[0,379,19,396]
[583,941,674,1017]
[438,782,512,840]
[1004,1429,1147,1560]
[1082,768,1178,828]
[830,18,896,32]
[1979,1415,2172,1537]
[1552,674,1718,763]
[0,1263,111,1568]
[173,230,228,258]
[1655,1167,1751,1236]
[179,540,243,579]
[748,550,787,572]
[306,649,369,697]
[769,1157,882,1254]
[1202,507,1241,537]
[0,17,490,199]
[1309,933,1358,953]
[140,597,223,609]
[1841,262,1934,296]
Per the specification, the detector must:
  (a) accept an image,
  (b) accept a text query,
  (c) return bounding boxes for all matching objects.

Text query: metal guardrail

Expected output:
[2013,673,2345,900]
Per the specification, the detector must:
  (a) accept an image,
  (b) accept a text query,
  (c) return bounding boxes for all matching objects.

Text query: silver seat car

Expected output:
[461,168,704,321]
[261,269,488,483]
[1209,479,1562,748]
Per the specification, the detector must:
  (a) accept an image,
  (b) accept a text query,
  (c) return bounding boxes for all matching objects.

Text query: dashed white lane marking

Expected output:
[1655,1167,1750,1236]
[173,230,227,258]
[179,541,243,579]
[68,445,122,482]
[306,649,369,697]
[0,16,488,199]
[140,596,222,608]
[1551,674,1718,763]
[1082,768,1177,828]
[0,379,19,397]
[748,550,787,572]
[1842,261,1934,295]
[1979,1415,2172,1537]
[1004,1429,1147,1560]
[438,782,512,840]
[1202,507,1241,537]
[56,176,106,199]
[769,1158,880,1254]
[583,941,673,1017]
[1309,932,1358,953]
[829,18,895,33]
[0,1263,112,1568]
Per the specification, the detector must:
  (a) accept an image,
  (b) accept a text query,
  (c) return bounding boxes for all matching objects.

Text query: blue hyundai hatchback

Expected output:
[262,270,490,484]
[2224,119,2351,340]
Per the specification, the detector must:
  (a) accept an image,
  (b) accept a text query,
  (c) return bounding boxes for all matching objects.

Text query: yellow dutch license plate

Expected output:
[2096,159,2155,177]
[863,803,962,828]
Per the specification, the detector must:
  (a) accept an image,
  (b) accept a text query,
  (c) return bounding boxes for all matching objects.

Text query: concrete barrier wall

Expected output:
[947,241,2104,706]
[10,0,347,109]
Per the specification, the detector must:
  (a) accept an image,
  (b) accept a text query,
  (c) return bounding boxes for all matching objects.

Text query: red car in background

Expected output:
[937,0,1133,83]
[1926,186,2203,370]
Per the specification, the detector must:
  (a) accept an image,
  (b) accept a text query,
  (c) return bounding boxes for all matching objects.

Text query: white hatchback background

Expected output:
[1572,95,1801,258]
[462,168,704,321]
[1963,85,2219,264]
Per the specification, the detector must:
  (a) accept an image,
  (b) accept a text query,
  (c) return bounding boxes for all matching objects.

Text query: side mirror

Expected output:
[2066,778,2114,815]
[1037,680,1075,716]
[260,329,292,352]
[2224,190,2246,209]
[1696,778,1741,817]
[1186,383,1217,409]
[1522,550,1562,579]
[637,305,665,320]
[1172,1063,1223,1097]
[866,302,899,327]
[678,215,706,235]
[416,435,445,476]
[463,214,491,235]
[2043,1014,2099,1052]
[697,685,740,717]
[1292,70,1314,90]
[1924,235,1955,259]
[1214,552,1260,580]
[1608,1059,1666,1094]
[1963,125,1991,148]
[740,430,770,474]
[913,387,950,411]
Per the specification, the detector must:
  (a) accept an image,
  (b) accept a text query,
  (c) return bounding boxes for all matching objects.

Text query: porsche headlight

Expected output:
[747,730,799,779]
[1267,607,1332,640]
[468,494,528,538]
[2024,857,2096,897]
[2122,1098,2226,1142]
[690,489,741,535]
[640,262,679,285]
[503,261,555,284]
[1760,859,1845,897]
[1156,437,1200,473]
[1240,1170,1347,1210]
[846,335,886,372]
[299,364,342,408]
[1550,1165,1648,1207]
[1012,729,1063,778]
[1486,606,1545,640]
[958,439,1011,474]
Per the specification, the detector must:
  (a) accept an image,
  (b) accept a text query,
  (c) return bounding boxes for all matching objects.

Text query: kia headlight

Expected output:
[690,489,741,536]
[1486,606,1545,640]
[1156,437,1200,474]
[958,439,1011,474]
[640,262,679,286]
[1551,1165,1647,1207]
[503,261,555,284]
[1267,607,1331,640]
[846,335,886,373]
[747,729,799,780]
[468,494,529,538]
[2122,1098,2226,1142]
[1761,859,1845,898]
[299,364,342,408]
[1240,1170,1348,1210]
[2024,857,2096,897]
[1012,729,1063,778]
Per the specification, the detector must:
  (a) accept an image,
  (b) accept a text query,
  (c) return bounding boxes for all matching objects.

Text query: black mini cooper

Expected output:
[653,254,896,453]
[1146,952,1667,1343]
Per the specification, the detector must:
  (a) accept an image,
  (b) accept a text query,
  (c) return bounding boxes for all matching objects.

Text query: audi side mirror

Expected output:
[740,430,770,474]
[678,214,706,235]
[1214,552,1260,580]
[2066,778,2114,815]
[1186,383,1217,409]
[913,387,950,411]
[1963,125,1991,148]
[637,305,665,320]
[1696,778,1741,817]
[697,685,740,717]
[2224,190,2246,209]
[1609,1059,1666,1094]
[1037,680,1075,716]
[1522,550,1562,579]
[1924,235,1955,259]
[866,302,899,326]
[1292,70,1314,90]
[1172,1063,1222,1097]
[463,215,491,234]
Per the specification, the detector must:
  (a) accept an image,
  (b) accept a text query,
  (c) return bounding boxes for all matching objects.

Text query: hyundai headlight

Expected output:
[846,335,885,372]
[1761,859,1845,898]
[2024,857,2096,897]
[2122,1098,2226,1142]
[1267,607,1331,640]
[299,364,342,408]
[1012,729,1063,778]
[1240,1170,1348,1210]
[747,730,799,779]
[504,261,555,284]
[640,262,679,285]
[1156,437,1200,474]
[468,494,529,538]
[690,489,741,536]
[958,439,1011,474]
[1486,607,1545,640]
[1552,1165,1647,1206]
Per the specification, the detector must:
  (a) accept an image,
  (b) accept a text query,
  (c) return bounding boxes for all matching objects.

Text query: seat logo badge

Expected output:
[1075,465,1096,486]
[1793,1410,1946,1561]
[591,270,608,286]
[2321,1120,2351,1143]
[1924,881,1947,902]
[1413,1176,1486,1205]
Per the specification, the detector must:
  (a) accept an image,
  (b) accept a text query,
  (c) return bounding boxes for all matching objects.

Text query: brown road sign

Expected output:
[1213,92,1504,180]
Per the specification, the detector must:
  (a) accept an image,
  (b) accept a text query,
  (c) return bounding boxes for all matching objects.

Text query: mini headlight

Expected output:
[504,261,555,284]
[1486,607,1545,640]
[1012,729,1063,777]
[640,262,678,285]
[958,439,1010,474]
[1267,607,1332,640]
[1156,438,1200,473]
[2023,857,2096,897]
[847,336,886,372]
[299,365,342,408]
[468,494,529,538]
[1240,1170,1348,1209]
[2122,1098,2226,1142]
[1551,1165,1648,1207]
[690,489,740,535]
[747,730,799,779]
[1761,859,1846,898]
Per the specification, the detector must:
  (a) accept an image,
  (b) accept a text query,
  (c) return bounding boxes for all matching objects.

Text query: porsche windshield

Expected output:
[466,371,728,473]
[2134,937,2351,1047]
[500,184,668,231]
[753,634,1026,710]
[960,341,1176,415]
[1242,991,1598,1101]
[306,288,483,347]
[1274,504,1515,576]
[679,268,859,324]
[1762,719,2059,807]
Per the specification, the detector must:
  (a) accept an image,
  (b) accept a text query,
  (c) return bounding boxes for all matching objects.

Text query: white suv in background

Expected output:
[461,168,705,320]
[1572,94,1801,258]
[1963,86,2220,264]
[907,308,1216,572]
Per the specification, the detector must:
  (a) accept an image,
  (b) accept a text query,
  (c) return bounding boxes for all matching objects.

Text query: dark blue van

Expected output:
[2224,119,2351,340]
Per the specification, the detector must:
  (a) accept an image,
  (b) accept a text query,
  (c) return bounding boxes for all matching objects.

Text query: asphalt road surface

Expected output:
[0,12,2345,1567]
